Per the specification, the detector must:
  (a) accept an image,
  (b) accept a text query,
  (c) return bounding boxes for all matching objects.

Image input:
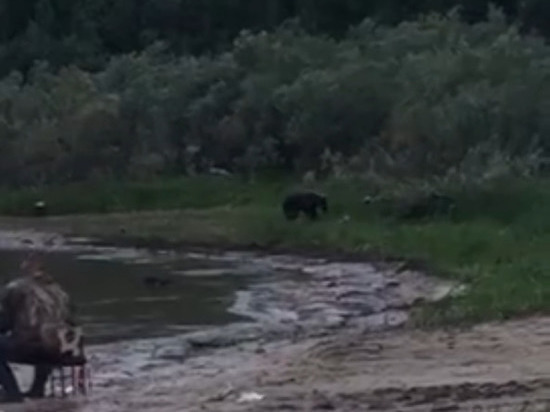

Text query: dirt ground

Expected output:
[8,316,550,412]
[0,227,547,411]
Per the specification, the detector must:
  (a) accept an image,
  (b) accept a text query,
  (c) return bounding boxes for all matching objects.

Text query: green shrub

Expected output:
[1,8,550,185]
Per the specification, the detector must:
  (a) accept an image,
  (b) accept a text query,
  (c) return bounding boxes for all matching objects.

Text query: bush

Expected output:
[0,8,549,185]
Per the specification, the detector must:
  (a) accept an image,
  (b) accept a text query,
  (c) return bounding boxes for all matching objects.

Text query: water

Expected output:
[0,248,270,344]
[0,231,458,352]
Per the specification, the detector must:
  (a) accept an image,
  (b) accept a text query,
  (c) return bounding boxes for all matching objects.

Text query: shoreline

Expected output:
[0,219,547,411]
[0,211,445,273]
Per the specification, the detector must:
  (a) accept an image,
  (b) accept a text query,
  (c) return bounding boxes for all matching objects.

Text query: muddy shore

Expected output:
[0,227,547,411]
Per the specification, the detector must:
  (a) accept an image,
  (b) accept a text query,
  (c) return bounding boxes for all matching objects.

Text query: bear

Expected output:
[282,191,328,221]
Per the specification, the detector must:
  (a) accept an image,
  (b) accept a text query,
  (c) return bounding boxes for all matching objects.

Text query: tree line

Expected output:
[0,10,547,186]
[1,0,550,77]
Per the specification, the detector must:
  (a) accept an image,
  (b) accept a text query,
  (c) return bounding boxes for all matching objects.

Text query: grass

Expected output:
[0,176,293,215]
[1,174,550,326]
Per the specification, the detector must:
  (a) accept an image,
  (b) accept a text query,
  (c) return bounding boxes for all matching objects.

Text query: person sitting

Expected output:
[0,254,80,402]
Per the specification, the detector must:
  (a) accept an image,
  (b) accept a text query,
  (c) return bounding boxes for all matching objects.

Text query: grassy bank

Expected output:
[2,175,550,326]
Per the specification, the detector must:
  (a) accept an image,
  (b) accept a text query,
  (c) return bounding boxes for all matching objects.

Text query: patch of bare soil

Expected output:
[8,317,549,412]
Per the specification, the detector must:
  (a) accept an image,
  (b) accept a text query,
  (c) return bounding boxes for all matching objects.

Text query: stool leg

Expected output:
[80,366,88,395]
[53,368,58,398]
[76,367,83,395]
[71,367,76,397]
[49,369,55,398]
[60,367,66,398]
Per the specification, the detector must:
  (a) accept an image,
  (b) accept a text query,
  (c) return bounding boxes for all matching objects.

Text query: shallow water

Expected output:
[0,228,462,356]
[0,247,283,344]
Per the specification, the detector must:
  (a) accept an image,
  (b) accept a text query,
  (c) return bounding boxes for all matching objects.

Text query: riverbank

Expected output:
[10,314,550,412]
[0,218,546,411]
[0,232,466,412]
[73,316,550,412]
[0,232,546,412]
[1,175,549,325]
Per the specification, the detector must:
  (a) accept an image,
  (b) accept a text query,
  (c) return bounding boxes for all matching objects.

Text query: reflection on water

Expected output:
[0,249,262,344]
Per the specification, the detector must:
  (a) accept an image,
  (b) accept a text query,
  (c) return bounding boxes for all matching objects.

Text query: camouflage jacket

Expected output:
[0,274,78,355]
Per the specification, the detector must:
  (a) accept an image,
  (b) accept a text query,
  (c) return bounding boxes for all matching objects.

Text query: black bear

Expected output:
[282,191,328,221]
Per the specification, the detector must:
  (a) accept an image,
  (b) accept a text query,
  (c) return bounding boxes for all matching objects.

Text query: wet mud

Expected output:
[0,229,546,411]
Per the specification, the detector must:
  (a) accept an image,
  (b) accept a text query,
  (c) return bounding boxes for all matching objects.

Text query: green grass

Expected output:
[0,176,293,215]
[2,175,550,326]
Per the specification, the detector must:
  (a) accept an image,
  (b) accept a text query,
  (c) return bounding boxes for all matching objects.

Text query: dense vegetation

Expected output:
[0,8,549,186]
[1,0,549,77]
